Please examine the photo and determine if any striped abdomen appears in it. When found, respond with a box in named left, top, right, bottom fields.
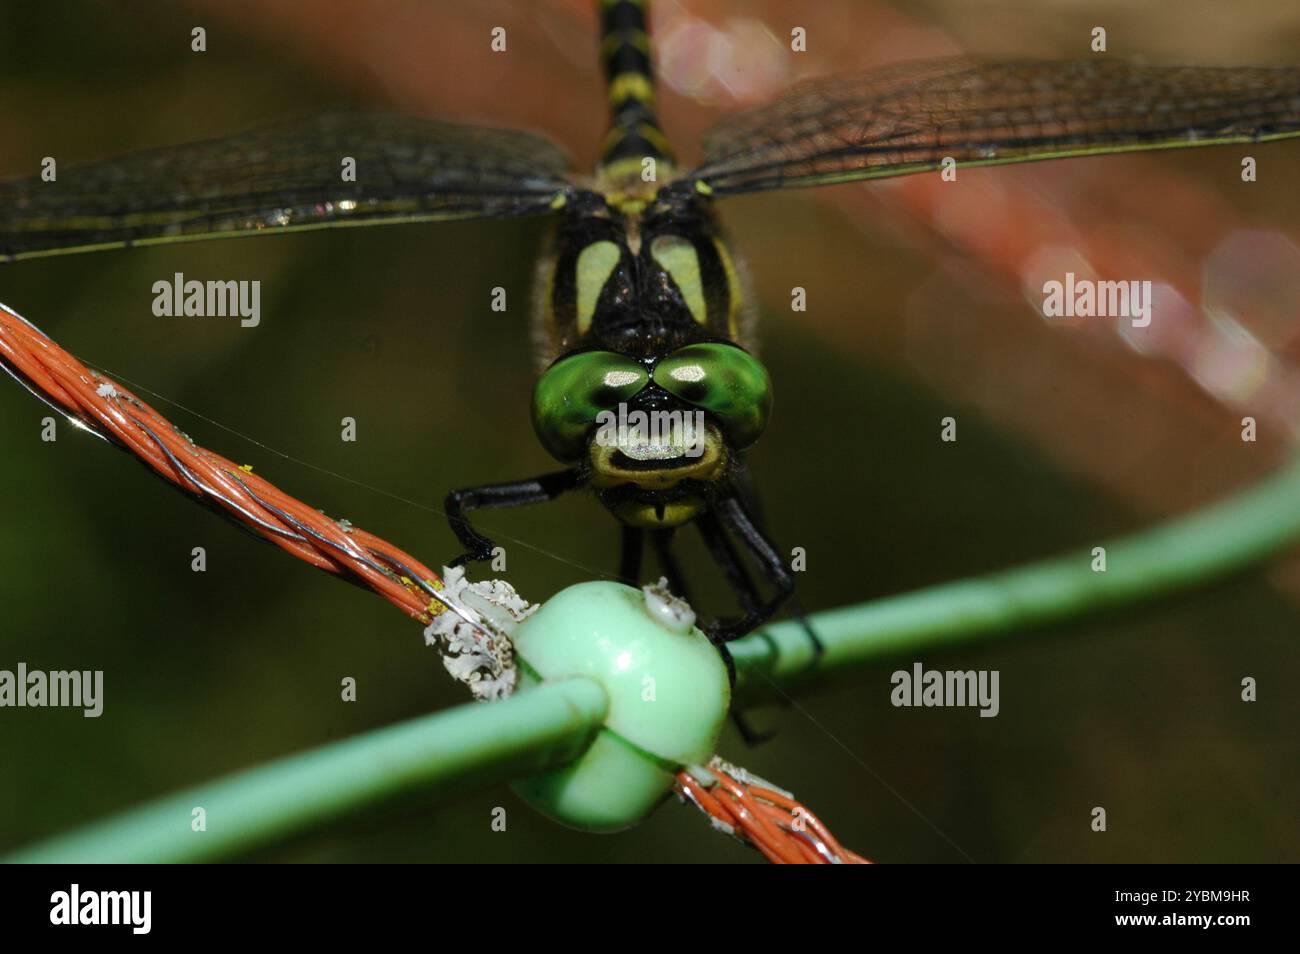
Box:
left=598, top=0, right=674, bottom=171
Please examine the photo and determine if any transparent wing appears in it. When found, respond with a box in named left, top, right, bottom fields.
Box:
left=0, top=112, right=574, bottom=261
left=690, top=58, right=1300, bottom=194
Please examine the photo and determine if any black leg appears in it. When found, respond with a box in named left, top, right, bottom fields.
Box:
left=694, top=511, right=779, bottom=745
left=619, top=525, right=644, bottom=585
left=730, top=462, right=824, bottom=661
left=703, top=495, right=795, bottom=644
left=696, top=509, right=761, bottom=614
left=444, top=468, right=584, bottom=566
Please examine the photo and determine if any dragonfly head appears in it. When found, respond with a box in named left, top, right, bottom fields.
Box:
left=531, top=343, right=772, bottom=527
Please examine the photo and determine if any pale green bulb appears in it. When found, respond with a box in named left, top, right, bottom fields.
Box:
left=510, top=581, right=730, bottom=832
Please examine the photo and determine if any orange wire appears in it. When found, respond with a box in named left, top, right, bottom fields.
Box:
left=675, top=764, right=871, bottom=864
left=0, top=304, right=444, bottom=622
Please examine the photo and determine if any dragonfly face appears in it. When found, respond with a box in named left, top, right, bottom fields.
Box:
left=530, top=183, right=768, bottom=530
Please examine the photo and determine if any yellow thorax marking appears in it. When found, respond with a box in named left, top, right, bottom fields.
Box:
left=575, top=241, right=623, bottom=334
left=713, top=238, right=744, bottom=339
left=651, top=235, right=706, bottom=326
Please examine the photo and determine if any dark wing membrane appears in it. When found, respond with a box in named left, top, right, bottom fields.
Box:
left=690, top=58, right=1300, bottom=194
left=0, top=113, right=573, bottom=261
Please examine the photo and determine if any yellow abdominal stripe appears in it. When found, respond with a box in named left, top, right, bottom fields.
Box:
left=633, top=122, right=673, bottom=156
left=609, top=72, right=655, bottom=106
left=600, top=121, right=673, bottom=160
left=600, top=32, right=650, bottom=58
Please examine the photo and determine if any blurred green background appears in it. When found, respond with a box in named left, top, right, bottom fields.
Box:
left=0, top=0, right=1296, bottom=863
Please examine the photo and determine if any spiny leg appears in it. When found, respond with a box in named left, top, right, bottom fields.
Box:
left=729, top=463, right=826, bottom=664
left=702, top=495, right=795, bottom=644
left=696, top=509, right=779, bottom=745
left=696, top=508, right=762, bottom=615
left=444, top=468, right=584, bottom=566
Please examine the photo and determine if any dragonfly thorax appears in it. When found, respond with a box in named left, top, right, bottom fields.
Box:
left=532, top=187, right=750, bottom=366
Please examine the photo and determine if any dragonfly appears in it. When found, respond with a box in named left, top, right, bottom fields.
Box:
left=2, top=0, right=1299, bottom=685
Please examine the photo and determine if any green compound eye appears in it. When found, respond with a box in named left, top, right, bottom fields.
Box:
left=652, top=343, right=772, bottom=449
left=532, top=351, right=649, bottom=461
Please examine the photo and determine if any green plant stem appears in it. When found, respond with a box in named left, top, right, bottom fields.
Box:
left=5, top=677, right=608, bottom=863
left=731, top=455, right=1300, bottom=701
left=9, top=457, right=1300, bottom=863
